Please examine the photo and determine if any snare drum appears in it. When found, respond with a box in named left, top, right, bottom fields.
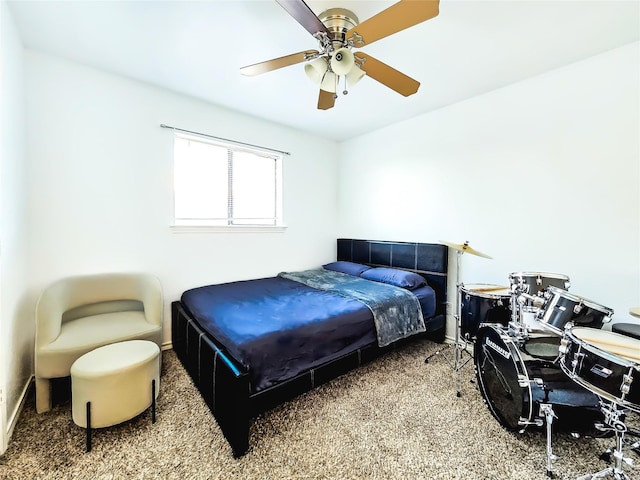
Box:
left=536, top=286, right=613, bottom=336
left=559, top=327, right=640, bottom=413
left=509, top=272, right=570, bottom=312
left=475, top=325, right=603, bottom=432
left=460, top=284, right=511, bottom=340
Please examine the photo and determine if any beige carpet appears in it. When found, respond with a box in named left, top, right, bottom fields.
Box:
left=1, top=340, right=638, bottom=480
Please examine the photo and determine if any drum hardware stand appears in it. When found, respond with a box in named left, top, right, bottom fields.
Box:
left=517, top=380, right=559, bottom=478
left=508, top=286, right=527, bottom=340
left=426, top=241, right=491, bottom=397
left=508, top=290, right=545, bottom=341
left=540, top=403, right=559, bottom=478
left=537, top=383, right=558, bottom=478
left=594, top=419, right=640, bottom=462
left=576, top=401, right=634, bottom=480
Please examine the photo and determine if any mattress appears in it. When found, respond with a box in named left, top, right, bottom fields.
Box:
left=181, top=275, right=436, bottom=392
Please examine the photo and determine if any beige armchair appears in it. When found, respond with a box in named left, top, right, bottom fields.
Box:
left=35, top=273, right=163, bottom=413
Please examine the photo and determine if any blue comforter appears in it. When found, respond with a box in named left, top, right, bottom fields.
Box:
left=279, top=269, right=425, bottom=347
left=181, top=273, right=435, bottom=392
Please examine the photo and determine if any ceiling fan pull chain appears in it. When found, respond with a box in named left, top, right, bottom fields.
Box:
left=343, top=76, right=348, bottom=96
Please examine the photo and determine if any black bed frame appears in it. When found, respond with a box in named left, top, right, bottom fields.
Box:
left=171, top=239, right=448, bottom=457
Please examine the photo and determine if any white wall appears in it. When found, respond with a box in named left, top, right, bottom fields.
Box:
left=338, top=42, right=640, bottom=338
left=0, top=0, right=30, bottom=454
left=25, top=51, right=340, bottom=346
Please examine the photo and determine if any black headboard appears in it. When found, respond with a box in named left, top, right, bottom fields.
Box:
left=337, top=239, right=448, bottom=317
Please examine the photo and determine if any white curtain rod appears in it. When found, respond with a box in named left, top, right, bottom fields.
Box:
left=160, top=124, right=291, bottom=156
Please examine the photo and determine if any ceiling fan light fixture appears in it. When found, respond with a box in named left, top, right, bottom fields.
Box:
left=304, top=57, right=328, bottom=84
left=330, top=47, right=355, bottom=76
left=346, top=65, right=365, bottom=87
left=320, top=70, right=338, bottom=93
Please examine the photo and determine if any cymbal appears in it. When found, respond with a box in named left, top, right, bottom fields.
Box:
left=440, top=240, right=492, bottom=259
left=630, top=307, right=640, bottom=318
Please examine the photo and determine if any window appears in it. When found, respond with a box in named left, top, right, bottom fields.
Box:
left=172, top=133, right=283, bottom=228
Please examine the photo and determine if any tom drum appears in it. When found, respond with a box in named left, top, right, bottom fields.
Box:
left=509, top=272, right=570, bottom=312
left=536, top=286, right=613, bottom=336
left=460, top=284, right=511, bottom=340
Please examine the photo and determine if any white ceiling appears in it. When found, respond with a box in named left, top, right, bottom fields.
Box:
left=8, top=0, right=640, bottom=141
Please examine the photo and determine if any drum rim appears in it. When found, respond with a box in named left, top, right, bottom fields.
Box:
left=536, top=323, right=564, bottom=336
left=508, top=272, right=570, bottom=282
left=566, top=327, right=639, bottom=367
left=460, top=283, right=511, bottom=299
left=475, top=325, right=532, bottom=429
left=544, top=286, right=614, bottom=316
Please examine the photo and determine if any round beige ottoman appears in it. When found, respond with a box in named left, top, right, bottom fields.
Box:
left=71, top=340, right=160, bottom=451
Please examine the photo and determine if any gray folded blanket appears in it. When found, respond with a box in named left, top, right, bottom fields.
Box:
left=279, top=269, right=425, bottom=347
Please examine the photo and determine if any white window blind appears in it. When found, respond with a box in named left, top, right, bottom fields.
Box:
left=173, top=133, right=283, bottom=227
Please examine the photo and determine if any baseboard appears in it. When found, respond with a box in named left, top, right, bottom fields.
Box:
left=5, top=375, right=33, bottom=450
left=3, top=343, right=174, bottom=455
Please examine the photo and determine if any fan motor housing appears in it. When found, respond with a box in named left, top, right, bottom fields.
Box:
left=319, top=8, right=358, bottom=48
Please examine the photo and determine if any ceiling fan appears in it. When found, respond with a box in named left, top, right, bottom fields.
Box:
left=240, top=0, right=440, bottom=110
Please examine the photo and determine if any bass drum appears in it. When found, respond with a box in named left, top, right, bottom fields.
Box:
left=475, top=325, right=603, bottom=433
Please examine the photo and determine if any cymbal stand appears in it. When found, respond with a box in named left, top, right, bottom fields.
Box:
left=576, top=401, right=634, bottom=480
left=425, top=248, right=473, bottom=397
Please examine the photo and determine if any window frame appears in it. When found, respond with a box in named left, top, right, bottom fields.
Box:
left=170, top=132, right=286, bottom=233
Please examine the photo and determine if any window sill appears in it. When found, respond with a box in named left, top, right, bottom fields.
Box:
left=170, top=225, right=288, bottom=234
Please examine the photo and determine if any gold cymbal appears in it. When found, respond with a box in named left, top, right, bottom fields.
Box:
left=440, top=240, right=492, bottom=259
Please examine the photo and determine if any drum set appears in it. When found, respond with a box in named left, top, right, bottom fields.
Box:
left=429, top=241, right=640, bottom=479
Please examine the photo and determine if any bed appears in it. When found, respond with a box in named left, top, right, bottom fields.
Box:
left=171, top=239, right=448, bottom=457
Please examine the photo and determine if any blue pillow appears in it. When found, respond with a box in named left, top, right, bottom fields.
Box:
left=360, top=267, right=426, bottom=290
left=323, top=261, right=372, bottom=276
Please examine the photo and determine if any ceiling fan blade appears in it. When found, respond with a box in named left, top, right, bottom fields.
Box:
left=354, top=52, right=420, bottom=97
left=276, top=0, right=330, bottom=37
left=317, top=89, right=335, bottom=110
left=346, top=0, right=439, bottom=47
left=240, top=50, right=319, bottom=76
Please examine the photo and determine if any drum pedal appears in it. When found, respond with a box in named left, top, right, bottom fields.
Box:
left=578, top=402, right=635, bottom=480
left=599, top=450, right=612, bottom=463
